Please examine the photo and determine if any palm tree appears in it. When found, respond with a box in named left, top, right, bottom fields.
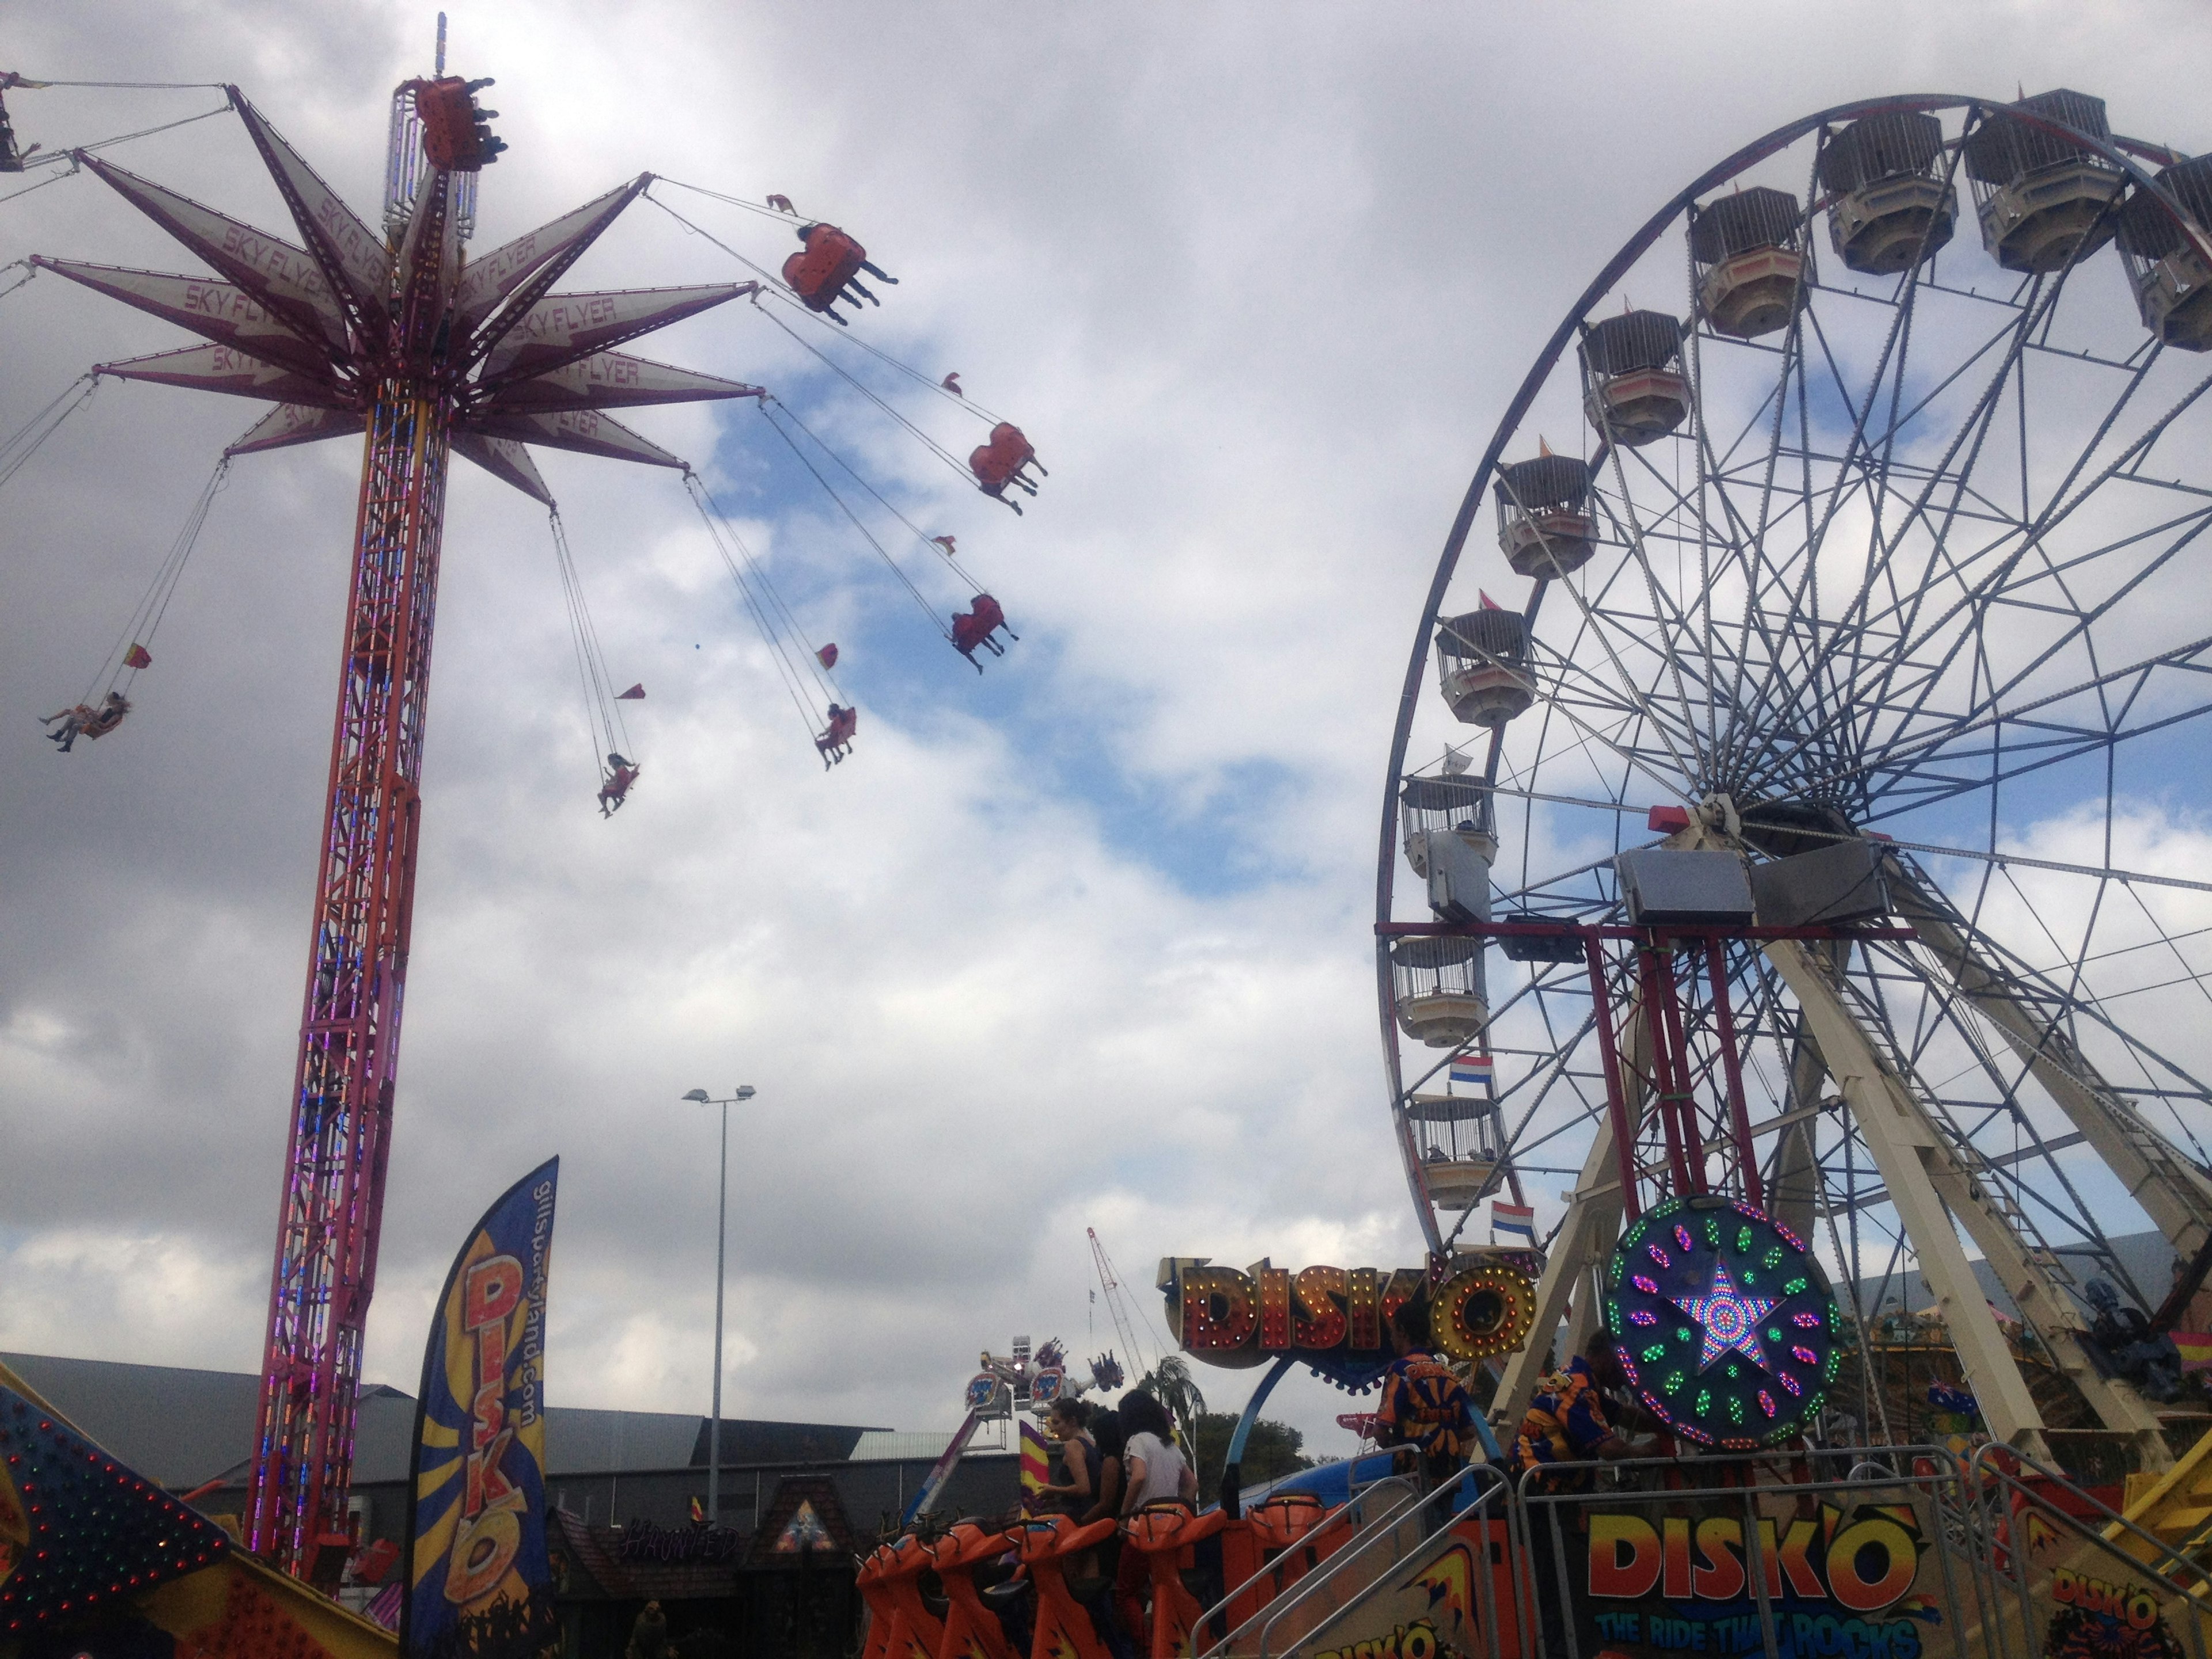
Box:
left=1134, top=1354, right=1207, bottom=1453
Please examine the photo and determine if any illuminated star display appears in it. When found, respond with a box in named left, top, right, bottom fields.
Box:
left=1672, top=1259, right=1778, bottom=1374
left=1604, top=1195, right=1839, bottom=1449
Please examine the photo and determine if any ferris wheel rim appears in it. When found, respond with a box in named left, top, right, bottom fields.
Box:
left=1374, top=91, right=2212, bottom=1255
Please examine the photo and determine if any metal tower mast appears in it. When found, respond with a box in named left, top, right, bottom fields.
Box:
left=36, top=54, right=759, bottom=1574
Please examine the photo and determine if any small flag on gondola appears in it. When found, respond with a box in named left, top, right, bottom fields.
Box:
left=1450, top=1052, right=1494, bottom=1088
left=1478, top=592, right=1502, bottom=611
left=123, top=643, right=153, bottom=669
left=816, top=643, right=839, bottom=669
left=616, top=683, right=645, bottom=700
left=1492, top=1200, right=1536, bottom=1244
left=690, top=1495, right=706, bottom=1522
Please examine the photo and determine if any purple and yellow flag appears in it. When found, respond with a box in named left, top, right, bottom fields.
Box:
left=1019, top=1418, right=1050, bottom=1513
left=402, top=1158, right=559, bottom=1659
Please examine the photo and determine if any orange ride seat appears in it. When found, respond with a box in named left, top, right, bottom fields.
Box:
left=865, top=1532, right=945, bottom=1659
left=922, top=1520, right=1022, bottom=1659
left=968, top=423, right=1036, bottom=495
left=782, top=224, right=869, bottom=312
left=1120, top=1501, right=1230, bottom=1659
left=1012, top=1514, right=1120, bottom=1659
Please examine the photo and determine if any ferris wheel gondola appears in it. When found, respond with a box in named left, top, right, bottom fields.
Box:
left=1378, top=90, right=2212, bottom=1476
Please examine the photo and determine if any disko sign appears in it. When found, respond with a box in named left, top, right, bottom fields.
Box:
left=1573, top=1497, right=1947, bottom=1659
left=1159, top=1255, right=1539, bottom=1383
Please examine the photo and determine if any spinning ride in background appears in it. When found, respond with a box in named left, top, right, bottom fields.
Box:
left=1376, top=90, right=2212, bottom=1475
left=0, top=29, right=1048, bottom=1581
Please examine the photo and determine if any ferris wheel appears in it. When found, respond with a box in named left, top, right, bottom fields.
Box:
left=1376, top=90, right=2212, bottom=1472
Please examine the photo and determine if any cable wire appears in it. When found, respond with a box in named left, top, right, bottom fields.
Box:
left=647, top=183, right=1005, bottom=423
left=10, top=102, right=233, bottom=173
left=81, top=454, right=229, bottom=706
left=764, top=393, right=988, bottom=592
left=748, top=294, right=979, bottom=483
left=5, top=75, right=232, bottom=89
left=0, top=372, right=98, bottom=493
left=756, top=399, right=951, bottom=638
left=547, top=508, right=634, bottom=777
left=682, top=471, right=842, bottom=745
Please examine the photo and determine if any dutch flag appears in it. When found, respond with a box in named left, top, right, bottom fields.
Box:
left=1491, top=1201, right=1536, bottom=1244
left=1450, top=1052, right=1495, bottom=1088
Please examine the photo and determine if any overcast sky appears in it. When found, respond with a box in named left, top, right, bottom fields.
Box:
left=4, top=2, right=2210, bottom=1461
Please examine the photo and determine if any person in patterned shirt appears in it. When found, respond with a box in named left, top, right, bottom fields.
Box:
left=1376, top=1298, right=1476, bottom=1498
left=1512, top=1331, right=1660, bottom=1659
left=1509, top=1329, right=1656, bottom=1493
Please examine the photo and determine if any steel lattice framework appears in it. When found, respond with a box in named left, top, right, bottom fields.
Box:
left=33, top=73, right=762, bottom=1571
left=1378, top=93, right=2212, bottom=1475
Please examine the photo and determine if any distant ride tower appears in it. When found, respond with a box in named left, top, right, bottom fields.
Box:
left=37, top=39, right=758, bottom=1571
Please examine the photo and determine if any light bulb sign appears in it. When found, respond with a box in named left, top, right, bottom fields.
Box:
left=1160, top=1255, right=1538, bottom=1387
left=1602, top=1192, right=1839, bottom=1449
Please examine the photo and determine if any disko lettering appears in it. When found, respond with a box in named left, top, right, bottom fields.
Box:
left=1160, top=1256, right=1537, bottom=1367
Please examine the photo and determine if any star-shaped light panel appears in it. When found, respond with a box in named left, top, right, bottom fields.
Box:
left=1603, top=1194, right=1840, bottom=1449
left=1673, top=1260, right=1779, bottom=1374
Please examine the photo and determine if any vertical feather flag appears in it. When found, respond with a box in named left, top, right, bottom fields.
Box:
left=402, top=1158, right=560, bottom=1658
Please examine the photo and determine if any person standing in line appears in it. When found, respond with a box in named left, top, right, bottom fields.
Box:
left=1113, top=1390, right=1195, bottom=1642
left=1509, top=1329, right=1661, bottom=1659
left=1375, top=1296, right=1479, bottom=1510
left=1039, top=1397, right=1100, bottom=1517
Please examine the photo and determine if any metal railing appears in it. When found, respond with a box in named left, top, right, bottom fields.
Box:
left=1179, top=1442, right=2212, bottom=1659
left=1194, top=1471, right=1434, bottom=1658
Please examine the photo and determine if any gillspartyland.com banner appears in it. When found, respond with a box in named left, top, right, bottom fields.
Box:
left=402, top=1157, right=560, bottom=1659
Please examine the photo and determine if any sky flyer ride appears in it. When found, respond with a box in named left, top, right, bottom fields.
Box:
left=0, top=24, right=1045, bottom=1580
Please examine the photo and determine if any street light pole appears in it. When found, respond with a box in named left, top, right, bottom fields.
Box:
left=681, top=1084, right=755, bottom=1525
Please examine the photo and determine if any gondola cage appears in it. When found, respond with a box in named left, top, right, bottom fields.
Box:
left=1389, top=934, right=1488, bottom=1048
left=1961, top=89, right=2123, bottom=275
left=1494, top=453, right=1597, bottom=579
left=1434, top=608, right=1535, bottom=729
left=1580, top=310, right=1688, bottom=446
left=1404, top=1093, right=1505, bottom=1211
left=2115, top=154, right=2212, bottom=352
left=1399, top=772, right=1495, bottom=880
left=1817, top=111, right=1957, bottom=275
left=1688, top=186, right=1808, bottom=339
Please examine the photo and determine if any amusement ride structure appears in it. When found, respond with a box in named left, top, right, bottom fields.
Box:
left=1, top=26, right=1036, bottom=1581
left=1378, top=90, right=2212, bottom=1475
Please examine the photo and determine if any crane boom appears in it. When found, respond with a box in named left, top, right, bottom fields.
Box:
left=1086, top=1226, right=1154, bottom=1380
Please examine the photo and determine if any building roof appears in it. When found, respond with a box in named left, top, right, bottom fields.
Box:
left=0, top=1351, right=888, bottom=1490
left=0, top=1351, right=267, bottom=1488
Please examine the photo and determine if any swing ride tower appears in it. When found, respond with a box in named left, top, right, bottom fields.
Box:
left=32, top=47, right=765, bottom=1571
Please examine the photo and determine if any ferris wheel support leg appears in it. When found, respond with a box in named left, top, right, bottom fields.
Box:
left=1886, top=864, right=2212, bottom=1260
left=1490, top=1125, right=1628, bottom=1438
left=1767, top=939, right=2172, bottom=1469
left=1491, top=1001, right=1651, bottom=1435
left=1767, top=1010, right=1835, bottom=1248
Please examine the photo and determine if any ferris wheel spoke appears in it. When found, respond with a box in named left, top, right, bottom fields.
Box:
left=1594, top=452, right=1721, bottom=775
left=1868, top=291, right=2192, bottom=756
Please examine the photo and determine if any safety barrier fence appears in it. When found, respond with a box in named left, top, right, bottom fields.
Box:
left=1192, top=1444, right=2212, bottom=1659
